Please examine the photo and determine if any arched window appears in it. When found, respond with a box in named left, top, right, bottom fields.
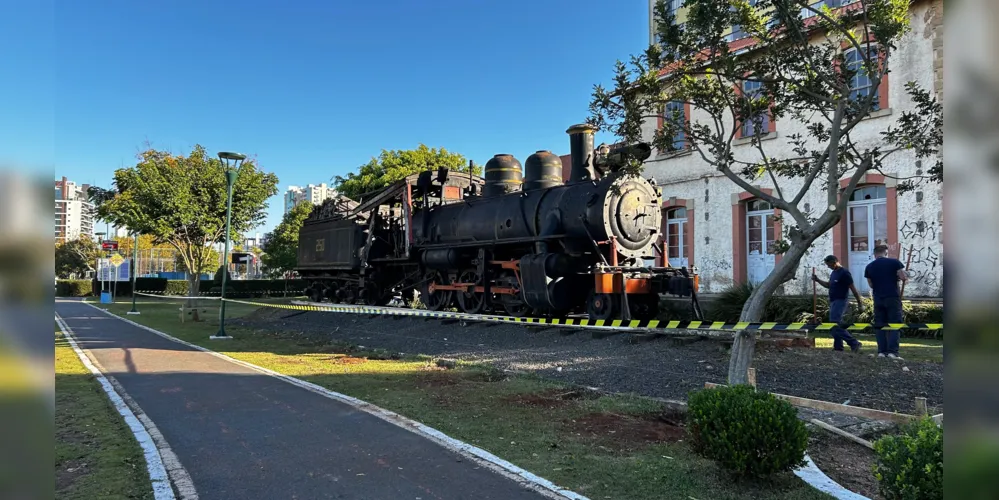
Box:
left=746, top=199, right=772, bottom=212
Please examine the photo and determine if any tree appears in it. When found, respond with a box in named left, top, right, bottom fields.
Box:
left=174, top=245, right=221, bottom=274
left=334, top=144, right=481, bottom=199
left=260, top=201, right=313, bottom=277
left=95, top=145, right=278, bottom=312
left=55, top=236, right=100, bottom=279
left=589, top=0, right=941, bottom=383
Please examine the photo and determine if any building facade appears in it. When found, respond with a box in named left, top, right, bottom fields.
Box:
left=283, top=183, right=338, bottom=214
left=641, top=0, right=944, bottom=297
left=54, top=176, right=95, bottom=243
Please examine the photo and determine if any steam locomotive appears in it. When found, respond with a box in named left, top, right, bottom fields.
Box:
left=296, top=124, right=703, bottom=321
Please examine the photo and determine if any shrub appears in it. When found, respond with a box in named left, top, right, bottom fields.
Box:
left=212, top=265, right=232, bottom=286
left=872, top=417, right=943, bottom=500
left=687, top=384, right=808, bottom=479
left=56, top=279, right=93, bottom=297
left=200, top=279, right=307, bottom=298
left=704, top=282, right=755, bottom=322
left=164, top=280, right=191, bottom=296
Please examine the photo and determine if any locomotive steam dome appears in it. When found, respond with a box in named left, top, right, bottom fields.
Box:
left=523, top=150, right=563, bottom=191
left=601, top=175, right=662, bottom=259
left=483, top=154, right=523, bottom=197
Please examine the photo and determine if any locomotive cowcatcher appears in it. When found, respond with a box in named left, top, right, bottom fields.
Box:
left=296, top=124, right=704, bottom=321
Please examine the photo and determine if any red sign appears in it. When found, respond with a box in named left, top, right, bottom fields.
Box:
left=101, top=240, right=119, bottom=251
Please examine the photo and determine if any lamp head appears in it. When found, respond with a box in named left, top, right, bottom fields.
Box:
left=217, top=152, right=246, bottom=173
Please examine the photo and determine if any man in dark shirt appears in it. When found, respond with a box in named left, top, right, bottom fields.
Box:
left=864, top=245, right=908, bottom=360
left=813, top=255, right=863, bottom=352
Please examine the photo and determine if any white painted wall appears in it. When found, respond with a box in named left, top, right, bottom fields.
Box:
left=641, top=1, right=943, bottom=297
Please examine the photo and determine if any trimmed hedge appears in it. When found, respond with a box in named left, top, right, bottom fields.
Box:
left=55, top=280, right=93, bottom=297
left=60, top=277, right=307, bottom=298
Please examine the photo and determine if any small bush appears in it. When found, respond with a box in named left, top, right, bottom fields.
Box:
left=212, top=266, right=232, bottom=286
left=704, top=282, right=755, bottom=322
left=872, top=417, right=943, bottom=500
left=56, top=279, right=93, bottom=297
left=687, top=384, right=808, bottom=479
left=164, top=280, right=191, bottom=296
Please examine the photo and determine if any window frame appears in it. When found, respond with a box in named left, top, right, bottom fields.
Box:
left=842, top=43, right=887, bottom=111
left=739, top=79, right=770, bottom=138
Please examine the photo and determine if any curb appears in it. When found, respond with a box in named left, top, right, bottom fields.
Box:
left=55, top=314, right=177, bottom=500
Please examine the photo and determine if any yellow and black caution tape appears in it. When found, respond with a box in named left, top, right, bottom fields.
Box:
left=212, top=297, right=942, bottom=332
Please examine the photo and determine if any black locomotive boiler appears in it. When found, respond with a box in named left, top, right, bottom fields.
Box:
left=296, top=124, right=703, bottom=321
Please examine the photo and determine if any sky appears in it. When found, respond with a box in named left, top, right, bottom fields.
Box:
left=2, top=0, right=652, bottom=235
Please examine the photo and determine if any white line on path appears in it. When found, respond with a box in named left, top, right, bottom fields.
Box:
left=56, top=313, right=198, bottom=500
left=80, top=300, right=589, bottom=500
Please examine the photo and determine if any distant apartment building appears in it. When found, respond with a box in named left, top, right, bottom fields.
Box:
left=283, top=183, right=338, bottom=214
left=54, top=176, right=95, bottom=243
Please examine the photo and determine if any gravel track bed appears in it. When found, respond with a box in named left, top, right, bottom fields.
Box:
left=234, top=308, right=943, bottom=415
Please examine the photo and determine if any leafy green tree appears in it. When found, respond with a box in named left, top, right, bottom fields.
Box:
left=95, top=145, right=278, bottom=308
left=589, top=0, right=941, bottom=383
left=174, top=245, right=221, bottom=274
left=55, top=236, right=100, bottom=279
left=334, top=144, right=480, bottom=199
left=260, top=201, right=314, bottom=277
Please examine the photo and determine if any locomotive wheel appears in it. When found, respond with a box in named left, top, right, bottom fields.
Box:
left=421, top=271, right=452, bottom=311
left=456, top=269, right=485, bottom=314
left=325, top=282, right=341, bottom=303
left=362, top=284, right=391, bottom=306
left=341, top=286, right=358, bottom=305
left=586, top=291, right=618, bottom=321
left=626, top=293, right=660, bottom=321
left=309, top=284, right=325, bottom=303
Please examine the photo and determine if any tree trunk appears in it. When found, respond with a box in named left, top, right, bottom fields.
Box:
left=186, top=274, right=200, bottom=321
left=728, top=331, right=756, bottom=385
left=728, top=241, right=812, bottom=385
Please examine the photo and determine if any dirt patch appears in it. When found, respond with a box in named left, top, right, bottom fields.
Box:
left=808, top=433, right=882, bottom=499
left=564, top=411, right=687, bottom=451
left=416, top=371, right=461, bottom=388
left=330, top=356, right=366, bottom=365
left=463, top=368, right=509, bottom=383
left=55, top=458, right=88, bottom=492
left=502, top=388, right=598, bottom=409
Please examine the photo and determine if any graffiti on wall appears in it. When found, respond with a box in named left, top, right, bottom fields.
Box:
left=892, top=218, right=943, bottom=291
left=900, top=220, right=939, bottom=241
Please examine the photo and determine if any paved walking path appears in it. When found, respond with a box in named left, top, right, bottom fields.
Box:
left=55, top=299, right=553, bottom=500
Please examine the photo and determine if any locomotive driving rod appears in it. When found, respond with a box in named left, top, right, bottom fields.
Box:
left=428, top=283, right=517, bottom=295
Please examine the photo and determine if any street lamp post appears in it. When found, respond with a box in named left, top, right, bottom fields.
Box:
left=127, top=231, right=140, bottom=315
left=211, top=151, right=245, bottom=340
left=95, top=231, right=106, bottom=291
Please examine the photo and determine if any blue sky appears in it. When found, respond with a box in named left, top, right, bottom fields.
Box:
left=3, top=0, right=651, bottom=235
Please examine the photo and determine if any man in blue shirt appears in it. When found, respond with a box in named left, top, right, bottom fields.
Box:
left=864, top=245, right=908, bottom=360
left=813, top=255, right=863, bottom=352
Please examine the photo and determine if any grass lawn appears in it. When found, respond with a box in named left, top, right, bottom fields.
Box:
left=811, top=334, right=943, bottom=363
left=54, top=323, right=153, bottom=499
left=88, top=298, right=831, bottom=500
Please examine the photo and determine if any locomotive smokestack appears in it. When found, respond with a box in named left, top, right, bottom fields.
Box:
left=566, top=124, right=598, bottom=183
